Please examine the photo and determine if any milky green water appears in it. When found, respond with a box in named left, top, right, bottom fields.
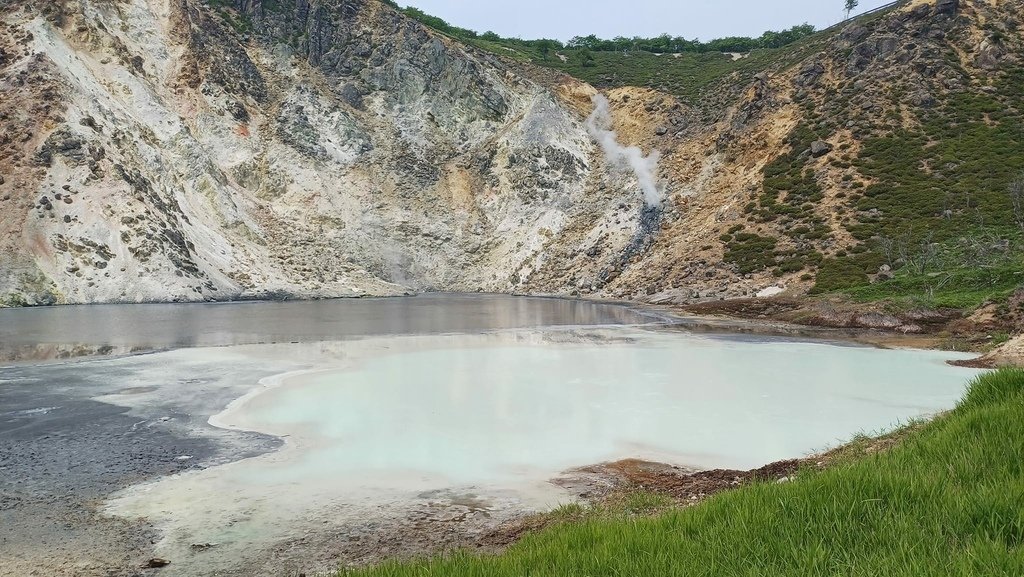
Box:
left=242, top=330, right=982, bottom=485
left=101, top=329, right=983, bottom=574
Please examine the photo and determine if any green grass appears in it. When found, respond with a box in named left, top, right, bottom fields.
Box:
left=544, top=489, right=676, bottom=525
left=380, top=0, right=831, bottom=106
left=450, top=35, right=778, bottom=105
left=342, top=369, right=1024, bottom=577
left=812, top=254, right=879, bottom=293
left=813, top=231, right=1024, bottom=308
left=480, top=37, right=836, bottom=108
left=842, top=262, right=1024, bottom=309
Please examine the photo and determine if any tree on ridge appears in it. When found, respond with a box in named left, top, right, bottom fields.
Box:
left=845, top=0, right=860, bottom=19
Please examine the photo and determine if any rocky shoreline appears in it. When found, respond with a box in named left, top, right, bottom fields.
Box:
left=667, top=293, right=1024, bottom=362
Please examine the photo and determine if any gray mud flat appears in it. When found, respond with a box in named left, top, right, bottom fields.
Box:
left=0, top=355, right=285, bottom=577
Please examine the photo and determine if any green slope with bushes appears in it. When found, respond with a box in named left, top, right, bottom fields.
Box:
left=387, top=0, right=1024, bottom=312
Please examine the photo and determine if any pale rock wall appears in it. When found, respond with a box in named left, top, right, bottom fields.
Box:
left=0, top=0, right=638, bottom=304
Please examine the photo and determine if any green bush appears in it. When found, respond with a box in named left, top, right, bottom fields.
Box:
left=724, top=234, right=779, bottom=274
left=812, top=256, right=872, bottom=293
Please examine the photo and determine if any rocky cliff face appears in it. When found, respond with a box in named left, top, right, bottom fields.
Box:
left=0, top=0, right=1019, bottom=305
left=0, top=0, right=616, bottom=304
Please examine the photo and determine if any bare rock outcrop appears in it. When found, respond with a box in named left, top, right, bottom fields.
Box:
left=0, top=0, right=629, bottom=304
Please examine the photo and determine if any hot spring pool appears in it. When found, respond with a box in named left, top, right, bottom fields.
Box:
left=104, top=327, right=982, bottom=573
left=234, top=329, right=979, bottom=480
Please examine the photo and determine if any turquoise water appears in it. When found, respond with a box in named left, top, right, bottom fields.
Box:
left=243, top=331, right=982, bottom=485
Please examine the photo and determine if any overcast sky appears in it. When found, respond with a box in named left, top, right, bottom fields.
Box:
left=400, top=0, right=894, bottom=42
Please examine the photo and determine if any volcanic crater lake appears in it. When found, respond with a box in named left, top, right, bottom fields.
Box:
left=237, top=333, right=978, bottom=480
left=0, top=294, right=983, bottom=575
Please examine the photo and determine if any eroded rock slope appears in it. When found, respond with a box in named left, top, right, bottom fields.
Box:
left=1, top=0, right=619, bottom=303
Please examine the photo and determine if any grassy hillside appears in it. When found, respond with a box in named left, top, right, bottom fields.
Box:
left=723, top=3, right=1022, bottom=312
left=435, top=4, right=899, bottom=107
left=435, top=31, right=833, bottom=109
left=342, top=369, right=1024, bottom=576
left=383, top=0, right=845, bottom=106
left=743, top=81, right=1024, bottom=309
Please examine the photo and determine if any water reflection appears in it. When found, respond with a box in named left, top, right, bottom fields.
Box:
left=0, top=294, right=654, bottom=362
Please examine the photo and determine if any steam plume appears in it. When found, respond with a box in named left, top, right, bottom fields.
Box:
left=585, top=94, right=663, bottom=207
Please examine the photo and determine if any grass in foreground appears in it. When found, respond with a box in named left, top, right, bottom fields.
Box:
left=342, top=369, right=1024, bottom=576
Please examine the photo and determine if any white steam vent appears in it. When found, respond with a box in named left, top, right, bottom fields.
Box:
left=585, top=94, right=664, bottom=207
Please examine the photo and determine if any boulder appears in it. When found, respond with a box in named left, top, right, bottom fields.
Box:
left=795, top=62, right=825, bottom=87
left=225, top=100, right=249, bottom=122
left=896, top=50, right=916, bottom=65
left=338, top=83, right=364, bottom=109
left=841, top=24, right=870, bottom=44
left=847, top=55, right=873, bottom=74
left=910, top=90, right=936, bottom=108
left=909, top=4, right=933, bottom=20
left=36, top=128, right=88, bottom=166
left=875, top=36, right=900, bottom=56
left=810, top=140, right=833, bottom=158
left=974, top=40, right=1002, bottom=70
left=935, top=0, right=959, bottom=15
left=854, top=42, right=878, bottom=59
left=756, top=286, right=785, bottom=298
left=79, top=115, right=100, bottom=131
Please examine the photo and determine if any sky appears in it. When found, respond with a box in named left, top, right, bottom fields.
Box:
left=400, top=0, right=895, bottom=42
